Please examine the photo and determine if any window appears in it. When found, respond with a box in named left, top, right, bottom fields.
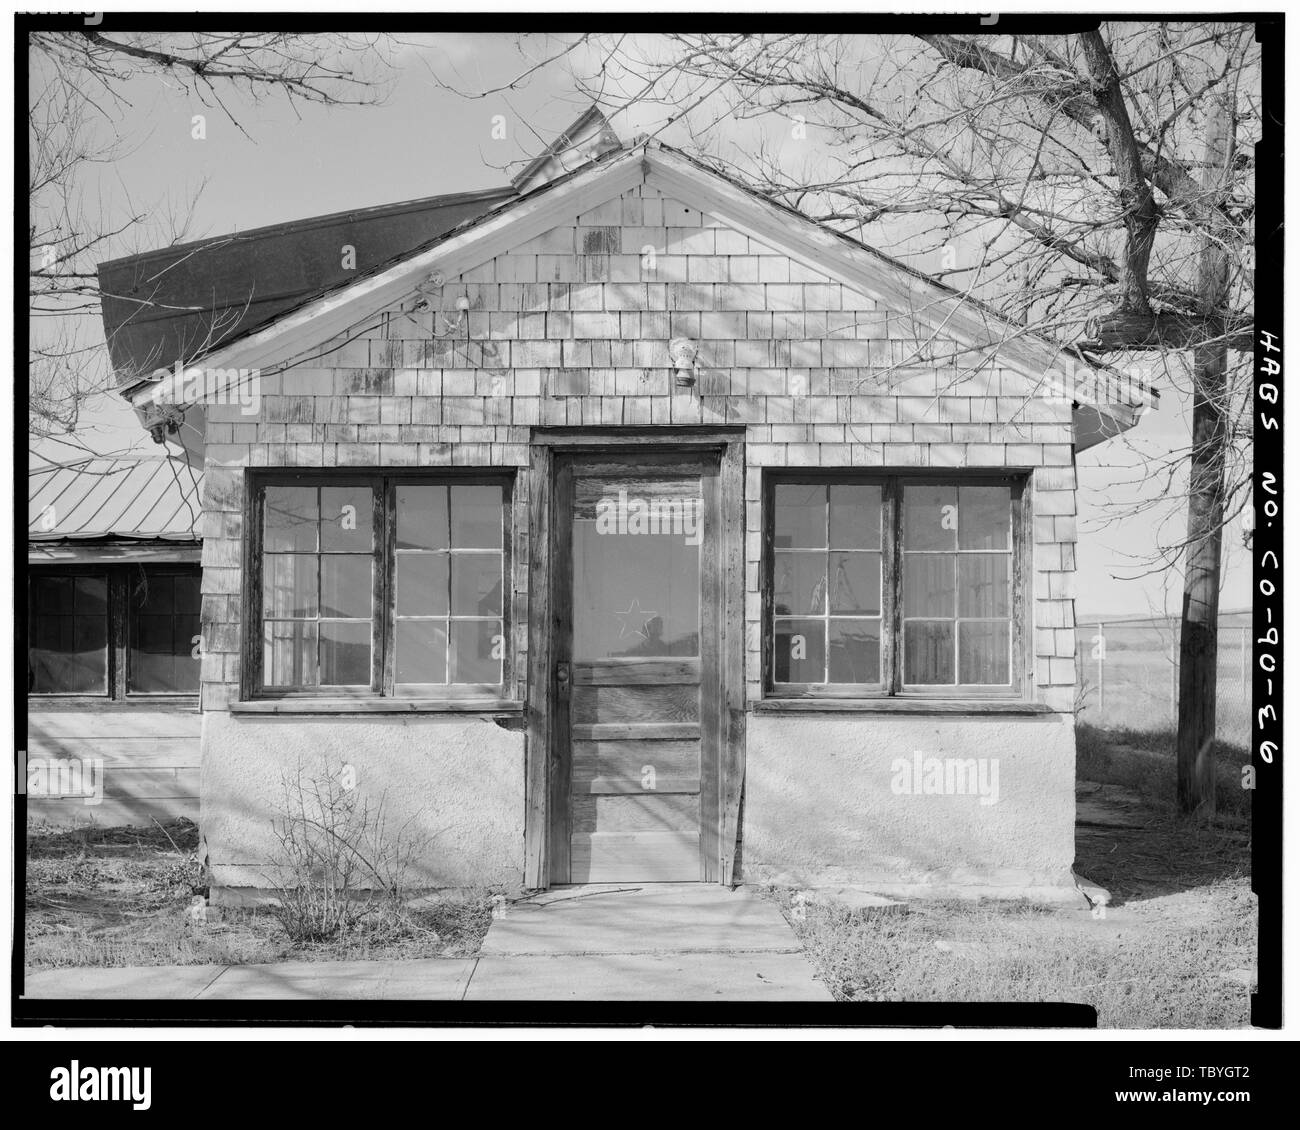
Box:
left=766, top=475, right=1023, bottom=697
left=28, top=567, right=201, bottom=699
left=252, top=473, right=510, bottom=698
left=29, top=574, right=109, bottom=694
left=129, top=571, right=203, bottom=693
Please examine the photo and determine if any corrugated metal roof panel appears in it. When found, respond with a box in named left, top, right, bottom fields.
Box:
left=29, top=458, right=202, bottom=541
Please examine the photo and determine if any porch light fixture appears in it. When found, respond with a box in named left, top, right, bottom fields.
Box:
left=668, top=337, right=700, bottom=390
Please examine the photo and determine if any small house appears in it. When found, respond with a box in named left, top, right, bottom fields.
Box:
left=99, top=110, right=1156, bottom=900
left=27, top=457, right=203, bottom=824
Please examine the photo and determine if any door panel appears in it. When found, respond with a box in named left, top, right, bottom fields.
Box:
left=552, top=453, right=720, bottom=883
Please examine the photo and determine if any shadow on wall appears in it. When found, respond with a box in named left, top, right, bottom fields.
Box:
left=200, top=713, right=526, bottom=892
left=741, top=713, right=1077, bottom=892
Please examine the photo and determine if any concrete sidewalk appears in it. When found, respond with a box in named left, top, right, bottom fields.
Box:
left=22, top=884, right=832, bottom=1002
left=470, top=883, right=831, bottom=999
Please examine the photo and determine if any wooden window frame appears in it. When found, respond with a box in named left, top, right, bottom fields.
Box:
left=27, top=563, right=202, bottom=706
left=763, top=470, right=1031, bottom=702
left=245, top=469, right=514, bottom=702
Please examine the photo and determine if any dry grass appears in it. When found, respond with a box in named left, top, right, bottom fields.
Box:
left=768, top=883, right=1253, bottom=1027
left=25, top=818, right=496, bottom=970
left=765, top=725, right=1255, bottom=1027
left=1075, top=725, right=1252, bottom=822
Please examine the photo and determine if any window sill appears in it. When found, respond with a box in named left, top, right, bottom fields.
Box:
left=229, top=698, right=525, bottom=716
left=751, top=698, right=1057, bottom=716
left=28, top=696, right=200, bottom=712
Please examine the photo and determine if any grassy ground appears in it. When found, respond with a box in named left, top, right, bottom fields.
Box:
left=767, top=725, right=1254, bottom=1028
left=25, top=819, right=496, bottom=970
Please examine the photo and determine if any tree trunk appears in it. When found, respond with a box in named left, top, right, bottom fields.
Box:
left=1176, top=93, right=1234, bottom=816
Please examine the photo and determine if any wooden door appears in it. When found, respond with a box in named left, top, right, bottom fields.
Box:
left=550, top=451, right=721, bottom=883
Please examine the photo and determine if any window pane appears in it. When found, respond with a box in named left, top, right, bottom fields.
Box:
left=74, top=576, right=108, bottom=615
left=30, top=624, right=107, bottom=694
left=958, top=555, right=1010, bottom=618
left=903, top=484, right=957, bottom=551
left=130, top=594, right=201, bottom=695
left=829, top=620, right=880, bottom=683
left=904, top=621, right=955, bottom=684
left=132, top=655, right=197, bottom=694
left=958, top=486, right=1011, bottom=551
left=774, top=484, right=826, bottom=548
left=773, top=619, right=825, bottom=683
left=28, top=575, right=109, bottom=694
left=773, top=552, right=827, bottom=615
left=173, top=574, right=202, bottom=615
left=829, top=484, right=881, bottom=549
left=263, top=554, right=318, bottom=618
left=43, top=647, right=106, bottom=694
left=829, top=552, right=881, bottom=615
left=451, top=555, right=503, bottom=616
left=396, top=619, right=447, bottom=684
left=321, top=486, right=374, bottom=552
left=320, top=555, right=371, bottom=619
left=264, top=621, right=317, bottom=687
left=396, top=554, right=449, bottom=617
left=31, top=615, right=64, bottom=652
left=572, top=476, right=701, bottom=659
left=134, top=613, right=172, bottom=653
left=320, top=621, right=371, bottom=685
left=959, top=621, right=1011, bottom=684
left=904, top=554, right=955, bottom=617
left=33, top=575, right=73, bottom=615
left=450, top=484, right=503, bottom=548
left=265, top=486, right=318, bottom=552
left=396, top=485, right=449, bottom=551
left=130, top=574, right=173, bottom=616
left=450, top=619, right=502, bottom=682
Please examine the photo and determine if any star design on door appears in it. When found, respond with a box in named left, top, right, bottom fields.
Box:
left=614, top=598, right=658, bottom=640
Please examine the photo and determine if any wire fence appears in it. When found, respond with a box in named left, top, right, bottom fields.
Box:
left=1075, top=612, right=1251, bottom=747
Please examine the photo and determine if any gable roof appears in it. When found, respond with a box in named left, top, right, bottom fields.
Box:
left=99, top=185, right=515, bottom=381
left=115, top=138, right=1157, bottom=442
left=29, top=457, right=202, bottom=543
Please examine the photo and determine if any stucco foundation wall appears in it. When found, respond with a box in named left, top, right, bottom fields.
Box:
left=742, top=713, right=1076, bottom=898
left=201, top=712, right=524, bottom=891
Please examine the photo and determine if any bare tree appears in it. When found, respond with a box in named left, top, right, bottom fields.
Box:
left=28, top=30, right=398, bottom=447
left=448, top=26, right=1258, bottom=812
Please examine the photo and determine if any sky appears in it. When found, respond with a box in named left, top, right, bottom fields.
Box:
left=29, top=31, right=1252, bottom=618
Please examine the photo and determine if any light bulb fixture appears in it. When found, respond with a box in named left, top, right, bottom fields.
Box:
left=668, top=337, right=700, bottom=389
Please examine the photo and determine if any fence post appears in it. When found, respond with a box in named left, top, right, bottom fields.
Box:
left=1097, top=621, right=1105, bottom=715
left=1241, top=625, right=1248, bottom=698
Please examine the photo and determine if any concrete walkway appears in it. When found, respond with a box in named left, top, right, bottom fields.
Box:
left=22, top=884, right=832, bottom=1002
left=470, top=883, right=831, bottom=999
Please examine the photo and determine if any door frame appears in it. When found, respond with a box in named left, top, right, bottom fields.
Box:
left=524, top=428, right=746, bottom=889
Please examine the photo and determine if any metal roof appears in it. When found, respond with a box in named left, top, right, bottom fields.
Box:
left=98, top=185, right=516, bottom=381
left=29, top=457, right=202, bottom=542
